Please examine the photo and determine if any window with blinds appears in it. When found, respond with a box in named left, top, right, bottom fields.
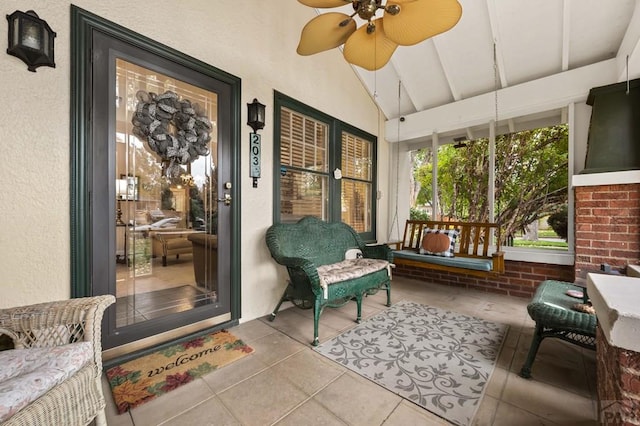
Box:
left=279, top=107, right=329, bottom=222
left=274, top=92, right=377, bottom=240
left=341, top=132, right=372, bottom=233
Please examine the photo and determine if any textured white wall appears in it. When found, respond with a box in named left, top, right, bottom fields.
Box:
left=0, top=0, right=387, bottom=318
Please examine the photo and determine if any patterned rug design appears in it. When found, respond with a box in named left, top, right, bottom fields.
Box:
left=106, top=330, right=253, bottom=413
left=315, top=301, right=507, bottom=426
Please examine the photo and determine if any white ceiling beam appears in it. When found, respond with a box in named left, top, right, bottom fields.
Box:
left=432, top=38, right=461, bottom=100
left=561, top=0, right=571, bottom=71
left=486, top=0, right=508, bottom=88
left=616, top=0, right=640, bottom=81
left=385, top=59, right=618, bottom=142
left=507, top=119, right=515, bottom=133
left=466, top=128, right=475, bottom=140
left=387, top=59, right=419, bottom=113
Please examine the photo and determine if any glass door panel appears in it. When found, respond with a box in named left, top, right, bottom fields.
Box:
left=114, top=59, right=221, bottom=328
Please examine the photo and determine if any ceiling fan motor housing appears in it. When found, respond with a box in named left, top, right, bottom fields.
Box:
left=355, top=0, right=383, bottom=21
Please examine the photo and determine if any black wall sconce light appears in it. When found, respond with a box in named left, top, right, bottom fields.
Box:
left=247, top=98, right=266, bottom=188
left=6, top=10, right=56, bottom=72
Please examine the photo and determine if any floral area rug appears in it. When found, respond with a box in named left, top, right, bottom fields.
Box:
left=314, top=301, right=507, bottom=426
left=106, top=330, right=253, bottom=413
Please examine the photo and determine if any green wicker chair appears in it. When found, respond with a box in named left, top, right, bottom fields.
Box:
left=0, top=295, right=115, bottom=425
left=266, top=216, right=393, bottom=345
left=519, top=280, right=596, bottom=378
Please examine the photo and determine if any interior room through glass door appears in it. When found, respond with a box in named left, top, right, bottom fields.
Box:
left=113, top=58, right=225, bottom=332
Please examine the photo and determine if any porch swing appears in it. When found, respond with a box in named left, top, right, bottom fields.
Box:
left=389, top=43, right=505, bottom=278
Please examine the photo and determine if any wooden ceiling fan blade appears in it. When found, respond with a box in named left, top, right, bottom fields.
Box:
left=384, top=0, right=462, bottom=46
left=297, top=12, right=357, bottom=55
left=298, top=0, right=351, bottom=7
left=343, top=20, right=398, bottom=71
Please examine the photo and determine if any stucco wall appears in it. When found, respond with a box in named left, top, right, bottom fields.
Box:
left=0, top=0, right=390, bottom=320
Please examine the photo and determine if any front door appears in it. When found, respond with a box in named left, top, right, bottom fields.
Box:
left=71, top=8, right=240, bottom=352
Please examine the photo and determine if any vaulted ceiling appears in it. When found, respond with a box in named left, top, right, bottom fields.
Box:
left=303, top=0, right=639, bottom=145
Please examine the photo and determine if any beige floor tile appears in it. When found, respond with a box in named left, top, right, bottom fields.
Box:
left=270, top=349, right=345, bottom=395
left=261, top=306, right=341, bottom=346
left=102, top=376, right=135, bottom=426
left=492, top=401, right=559, bottom=426
left=501, top=373, right=596, bottom=424
left=106, top=277, right=598, bottom=426
left=217, top=368, right=309, bottom=426
left=495, top=342, right=516, bottom=370
left=485, top=367, right=509, bottom=399
left=510, top=338, right=594, bottom=397
left=274, top=399, right=347, bottom=426
left=501, top=324, right=524, bottom=349
left=129, top=378, right=215, bottom=426
left=383, top=400, right=451, bottom=425
left=313, top=372, right=402, bottom=426
left=472, top=395, right=499, bottom=426
left=229, top=318, right=278, bottom=343
left=582, top=349, right=598, bottom=399
left=246, top=328, right=307, bottom=366
left=201, top=350, right=269, bottom=393
left=159, top=395, right=240, bottom=426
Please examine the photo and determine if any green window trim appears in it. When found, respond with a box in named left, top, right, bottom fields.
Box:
left=273, top=91, right=378, bottom=242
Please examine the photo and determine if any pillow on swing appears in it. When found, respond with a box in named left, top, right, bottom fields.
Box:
left=420, top=228, right=458, bottom=257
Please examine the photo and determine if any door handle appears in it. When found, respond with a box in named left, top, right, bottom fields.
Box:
left=217, top=193, right=232, bottom=206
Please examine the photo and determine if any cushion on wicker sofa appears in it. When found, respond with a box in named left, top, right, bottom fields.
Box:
left=0, top=342, right=93, bottom=422
left=317, top=258, right=391, bottom=298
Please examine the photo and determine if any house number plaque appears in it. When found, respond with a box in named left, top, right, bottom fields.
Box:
left=250, top=132, right=261, bottom=187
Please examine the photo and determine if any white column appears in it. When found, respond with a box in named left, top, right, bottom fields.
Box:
left=567, top=102, right=575, bottom=254
left=431, top=132, right=439, bottom=220
left=489, top=120, right=496, bottom=223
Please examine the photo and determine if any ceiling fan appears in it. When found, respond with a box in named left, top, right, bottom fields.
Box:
left=296, top=0, right=462, bottom=71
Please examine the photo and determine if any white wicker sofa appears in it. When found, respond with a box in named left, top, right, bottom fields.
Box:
left=0, top=295, right=115, bottom=426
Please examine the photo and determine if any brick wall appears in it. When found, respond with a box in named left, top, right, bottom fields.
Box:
left=393, top=260, right=574, bottom=298
left=596, top=326, right=640, bottom=425
left=574, top=183, right=640, bottom=284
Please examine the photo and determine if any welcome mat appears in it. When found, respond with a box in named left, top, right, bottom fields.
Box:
left=106, top=330, right=253, bottom=413
left=315, top=301, right=507, bottom=426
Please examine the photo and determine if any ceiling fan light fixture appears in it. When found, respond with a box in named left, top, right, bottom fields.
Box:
left=453, top=136, right=468, bottom=149
left=385, top=4, right=400, bottom=15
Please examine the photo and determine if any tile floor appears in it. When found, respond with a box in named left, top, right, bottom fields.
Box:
left=103, top=276, right=598, bottom=425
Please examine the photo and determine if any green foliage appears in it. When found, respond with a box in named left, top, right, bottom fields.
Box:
left=547, top=205, right=569, bottom=241
left=189, top=186, right=205, bottom=225
left=412, top=125, right=569, bottom=241
left=513, top=240, right=568, bottom=249
left=410, top=207, right=430, bottom=220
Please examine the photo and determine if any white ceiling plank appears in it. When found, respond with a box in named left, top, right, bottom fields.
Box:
left=485, top=0, right=508, bottom=88
left=562, top=0, right=571, bottom=71
left=432, top=38, right=461, bottom=101
left=617, top=0, right=640, bottom=80
left=385, top=59, right=618, bottom=142
left=306, top=0, right=637, bottom=130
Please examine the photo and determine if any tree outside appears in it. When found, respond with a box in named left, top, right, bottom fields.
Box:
left=412, top=124, right=568, bottom=248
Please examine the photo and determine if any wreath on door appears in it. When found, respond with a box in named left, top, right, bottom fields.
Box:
left=131, top=90, right=212, bottom=177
